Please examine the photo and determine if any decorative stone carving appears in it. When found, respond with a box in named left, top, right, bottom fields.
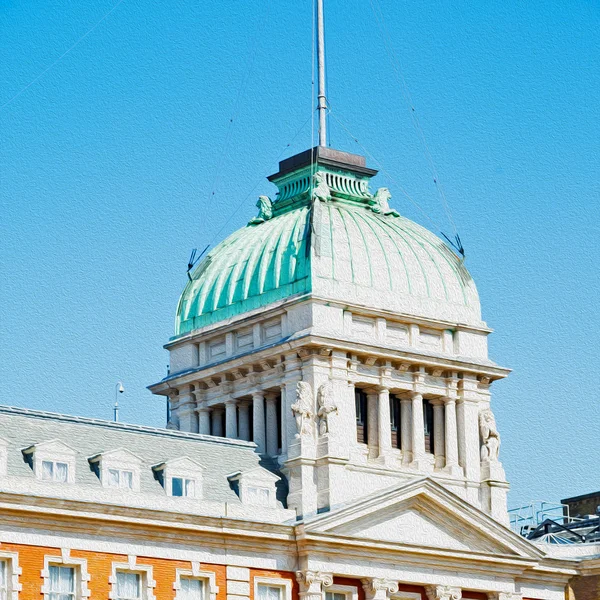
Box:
left=291, top=382, right=314, bottom=437
left=317, top=382, right=337, bottom=435
left=296, top=571, right=333, bottom=600
left=479, top=408, right=501, bottom=461
left=487, top=594, right=523, bottom=600
left=362, top=578, right=399, bottom=600
left=312, top=171, right=331, bottom=202
left=369, top=188, right=400, bottom=217
left=425, top=586, right=462, bottom=600
left=248, top=195, right=273, bottom=225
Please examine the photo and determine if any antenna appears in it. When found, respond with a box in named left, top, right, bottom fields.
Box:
left=316, top=0, right=327, bottom=147
left=187, top=244, right=210, bottom=281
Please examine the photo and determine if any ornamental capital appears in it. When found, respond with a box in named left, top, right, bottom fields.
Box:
left=362, top=578, right=399, bottom=600
left=425, top=586, right=461, bottom=600
left=295, top=571, right=333, bottom=593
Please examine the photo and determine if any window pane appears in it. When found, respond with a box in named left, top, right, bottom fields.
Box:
left=257, top=585, right=269, bottom=600
left=180, top=578, right=204, bottom=599
left=116, top=572, right=140, bottom=599
left=108, top=469, right=120, bottom=487
left=121, top=471, right=133, bottom=489
left=172, top=477, right=183, bottom=497
left=184, top=479, right=195, bottom=497
left=268, top=586, right=281, bottom=600
left=55, top=463, right=69, bottom=482
left=0, top=561, right=6, bottom=588
left=42, top=461, right=54, bottom=480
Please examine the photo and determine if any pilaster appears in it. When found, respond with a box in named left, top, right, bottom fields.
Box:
left=296, top=571, right=333, bottom=600
left=425, top=586, right=462, bottom=600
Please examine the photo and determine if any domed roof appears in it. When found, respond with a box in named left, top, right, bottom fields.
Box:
left=175, top=149, right=482, bottom=337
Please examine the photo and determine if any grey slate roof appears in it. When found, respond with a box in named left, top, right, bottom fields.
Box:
left=0, top=405, right=268, bottom=505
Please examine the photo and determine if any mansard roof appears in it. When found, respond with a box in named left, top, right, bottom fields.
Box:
left=0, top=405, right=284, bottom=511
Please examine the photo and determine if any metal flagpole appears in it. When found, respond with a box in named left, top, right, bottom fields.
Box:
left=316, top=0, right=327, bottom=147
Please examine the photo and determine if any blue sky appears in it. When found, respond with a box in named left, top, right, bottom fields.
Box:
left=1, top=1, right=598, bottom=508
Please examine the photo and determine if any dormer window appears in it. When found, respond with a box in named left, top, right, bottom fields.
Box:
left=152, top=457, right=204, bottom=499
left=42, top=460, right=69, bottom=483
left=22, top=439, right=77, bottom=484
left=88, top=448, right=142, bottom=492
left=228, top=467, right=280, bottom=508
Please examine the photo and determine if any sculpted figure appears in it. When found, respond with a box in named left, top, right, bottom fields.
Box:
left=479, top=408, right=501, bottom=461
left=369, top=187, right=399, bottom=216
left=291, top=381, right=314, bottom=437
left=317, top=382, right=337, bottom=435
left=248, top=195, right=273, bottom=225
left=312, top=171, right=331, bottom=202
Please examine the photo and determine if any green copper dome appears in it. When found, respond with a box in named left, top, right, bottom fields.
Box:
left=175, top=148, right=481, bottom=337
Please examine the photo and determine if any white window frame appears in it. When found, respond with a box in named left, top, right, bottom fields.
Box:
left=228, top=468, right=279, bottom=509
left=22, top=440, right=77, bottom=484
left=88, top=449, right=142, bottom=492
left=0, top=550, right=22, bottom=600
left=325, top=585, right=359, bottom=600
left=41, top=550, right=90, bottom=600
left=173, top=563, right=218, bottom=600
left=171, top=476, right=195, bottom=498
left=109, top=557, right=155, bottom=600
left=254, top=577, right=292, bottom=600
left=152, top=458, right=204, bottom=499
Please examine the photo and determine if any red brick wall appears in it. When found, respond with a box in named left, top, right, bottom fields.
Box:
left=0, top=542, right=293, bottom=600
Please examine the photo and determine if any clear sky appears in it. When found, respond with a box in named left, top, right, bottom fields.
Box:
left=1, top=1, right=598, bottom=508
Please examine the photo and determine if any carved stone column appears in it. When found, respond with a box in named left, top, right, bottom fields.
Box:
left=425, top=586, right=462, bottom=600
left=211, top=407, right=224, bottom=437
left=224, top=398, right=238, bottom=439
left=400, top=398, right=412, bottom=464
left=410, top=392, right=426, bottom=469
left=430, top=399, right=445, bottom=469
left=366, top=391, right=379, bottom=459
left=265, top=393, right=279, bottom=456
left=238, top=401, right=251, bottom=441
left=443, top=396, right=462, bottom=475
left=177, top=385, right=197, bottom=433
left=296, top=571, right=333, bottom=600
left=377, top=387, right=392, bottom=459
left=362, top=579, right=399, bottom=600
left=197, top=406, right=211, bottom=435
left=252, top=392, right=266, bottom=454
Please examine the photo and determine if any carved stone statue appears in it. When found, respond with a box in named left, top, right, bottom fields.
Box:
left=479, top=408, right=501, bottom=461
left=291, top=381, right=314, bottom=437
left=317, top=382, right=337, bottom=435
left=248, top=195, right=273, bottom=225
left=312, top=171, right=331, bottom=202
left=369, top=187, right=399, bottom=216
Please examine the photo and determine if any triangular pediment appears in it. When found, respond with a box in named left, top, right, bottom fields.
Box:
left=303, top=478, right=543, bottom=559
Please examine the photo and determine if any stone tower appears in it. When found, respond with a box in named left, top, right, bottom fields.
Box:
left=149, top=146, right=510, bottom=522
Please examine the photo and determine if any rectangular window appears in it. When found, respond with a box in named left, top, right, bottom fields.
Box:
left=108, top=469, right=134, bottom=489
left=116, top=571, right=141, bottom=600
left=179, top=578, right=204, bottom=600
left=48, top=565, right=75, bottom=600
left=326, top=593, right=347, bottom=600
left=423, top=399, right=434, bottom=454
left=257, top=585, right=282, bottom=600
left=172, top=477, right=195, bottom=497
left=246, top=486, right=270, bottom=506
left=355, top=389, right=368, bottom=444
left=42, top=461, right=69, bottom=482
left=389, top=396, right=401, bottom=449
left=0, top=561, right=7, bottom=600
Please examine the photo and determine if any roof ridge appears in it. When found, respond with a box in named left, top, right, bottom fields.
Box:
left=0, top=405, right=256, bottom=449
